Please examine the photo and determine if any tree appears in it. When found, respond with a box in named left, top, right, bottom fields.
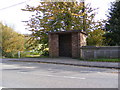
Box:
left=105, top=1, right=120, bottom=45
left=22, top=1, right=108, bottom=50
left=87, top=29, right=106, bottom=46
left=22, top=1, right=99, bottom=49
left=24, top=34, right=38, bottom=50
left=0, top=23, right=25, bottom=57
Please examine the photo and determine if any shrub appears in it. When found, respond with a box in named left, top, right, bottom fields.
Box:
left=41, top=49, right=49, bottom=56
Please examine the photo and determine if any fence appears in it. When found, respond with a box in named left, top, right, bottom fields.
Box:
left=80, top=46, right=120, bottom=59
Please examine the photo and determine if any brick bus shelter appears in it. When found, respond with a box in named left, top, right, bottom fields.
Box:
left=48, top=30, right=87, bottom=58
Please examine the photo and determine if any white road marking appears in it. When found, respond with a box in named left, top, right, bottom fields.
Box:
left=80, top=71, right=93, bottom=73
left=18, top=72, right=86, bottom=80
left=0, top=86, right=5, bottom=89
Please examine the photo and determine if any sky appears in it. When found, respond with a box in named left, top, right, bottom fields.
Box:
left=0, top=0, right=115, bottom=34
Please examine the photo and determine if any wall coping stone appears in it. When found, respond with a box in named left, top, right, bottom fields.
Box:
left=80, top=46, right=120, bottom=49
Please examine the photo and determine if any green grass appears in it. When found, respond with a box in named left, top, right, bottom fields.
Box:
left=80, top=58, right=120, bottom=62
left=25, top=55, right=40, bottom=57
left=25, top=55, right=49, bottom=58
left=2, top=55, right=49, bottom=58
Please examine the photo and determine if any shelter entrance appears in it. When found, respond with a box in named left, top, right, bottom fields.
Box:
left=59, top=34, right=72, bottom=57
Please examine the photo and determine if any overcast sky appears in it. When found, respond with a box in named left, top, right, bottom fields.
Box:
left=0, top=0, right=115, bottom=34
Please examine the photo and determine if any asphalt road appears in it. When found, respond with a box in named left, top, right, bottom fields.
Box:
left=1, top=59, right=118, bottom=88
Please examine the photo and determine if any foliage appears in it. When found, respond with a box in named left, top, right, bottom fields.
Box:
left=22, top=2, right=101, bottom=49
left=41, top=48, right=49, bottom=56
left=24, top=34, right=38, bottom=50
left=87, top=29, right=106, bottom=46
left=105, top=1, right=120, bottom=45
left=0, top=23, right=25, bottom=58
left=28, top=44, right=49, bottom=56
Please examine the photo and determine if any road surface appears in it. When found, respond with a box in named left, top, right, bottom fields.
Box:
left=1, top=59, right=118, bottom=88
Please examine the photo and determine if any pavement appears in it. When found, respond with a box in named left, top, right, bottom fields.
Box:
left=3, top=57, right=119, bottom=69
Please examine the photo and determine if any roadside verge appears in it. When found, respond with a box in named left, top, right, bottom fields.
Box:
left=3, top=58, right=119, bottom=69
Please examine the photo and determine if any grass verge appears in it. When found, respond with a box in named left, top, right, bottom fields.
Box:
left=80, top=58, right=120, bottom=62
left=25, top=55, right=49, bottom=58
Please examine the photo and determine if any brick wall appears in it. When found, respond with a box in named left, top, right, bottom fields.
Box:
left=49, top=34, right=59, bottom=57
left=79, top=33, right=87, bottom=46
left=72, top=33, right=79, bottom=58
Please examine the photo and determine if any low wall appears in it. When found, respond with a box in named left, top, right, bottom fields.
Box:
left=80, top=46, right=120, bottom=59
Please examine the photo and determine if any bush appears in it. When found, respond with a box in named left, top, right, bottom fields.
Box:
left=18, top=52, right=27, bottom=58
left=4, top=52, right=13, bottom=58
left=29, top=51, right=40, bottom=55
left=41, top=49, right=49, bottom=56
left=2, top=50, right=16, bottom=58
